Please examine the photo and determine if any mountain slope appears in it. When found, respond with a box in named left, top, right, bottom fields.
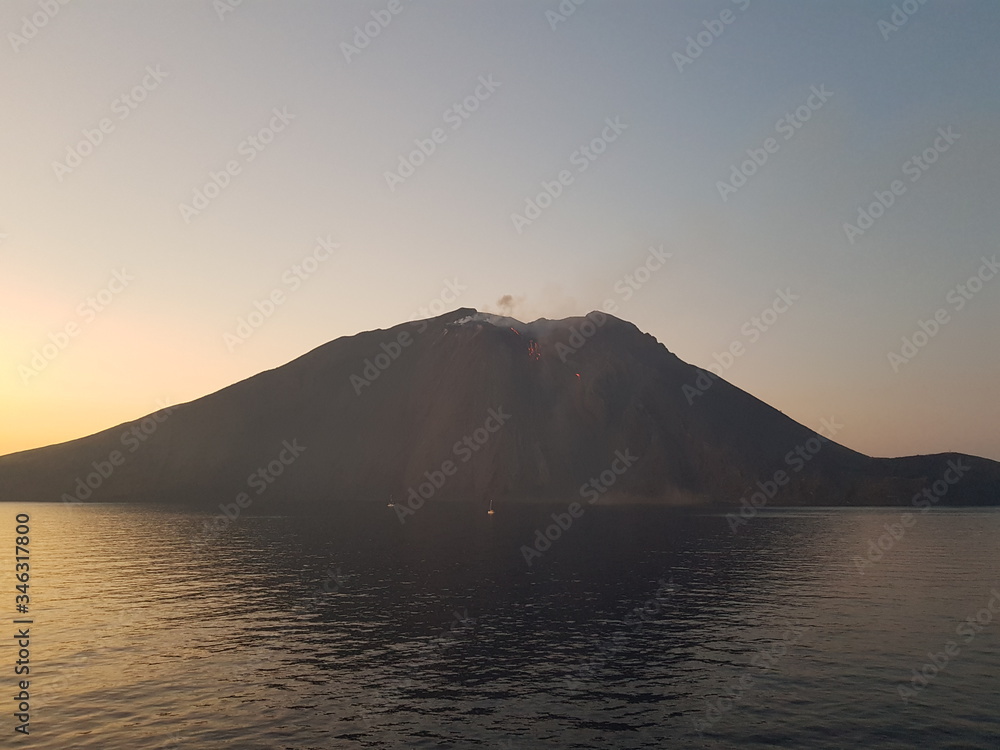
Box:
left=1, top=308, right=997, bottom=508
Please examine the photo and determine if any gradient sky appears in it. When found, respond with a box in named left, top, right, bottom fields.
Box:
left=2, top=0, right=998, bottom=461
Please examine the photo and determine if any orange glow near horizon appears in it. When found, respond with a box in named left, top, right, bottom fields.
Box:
left=2, top=304, right=998, bottom=463
left=2, top=2, right=998, bottom=463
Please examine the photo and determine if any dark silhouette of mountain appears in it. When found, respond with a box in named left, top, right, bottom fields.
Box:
left=1, top=308, right=997, bottom=509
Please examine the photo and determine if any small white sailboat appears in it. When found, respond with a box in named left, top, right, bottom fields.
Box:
left=387, top=494, right=394, bottom=508
left=487, top=497, right=495, bottom=516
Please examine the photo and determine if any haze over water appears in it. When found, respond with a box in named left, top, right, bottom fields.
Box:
left=21, top=502, right=1000, bottom=749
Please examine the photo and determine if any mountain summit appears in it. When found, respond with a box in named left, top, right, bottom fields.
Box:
left=2, top=308, right=998, bottom=509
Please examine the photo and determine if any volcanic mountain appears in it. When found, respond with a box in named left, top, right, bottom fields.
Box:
left=1, top=308, right=998, bottom=509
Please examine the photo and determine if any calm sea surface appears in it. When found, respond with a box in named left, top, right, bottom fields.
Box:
left=10, top=502, right=1000, bottom=749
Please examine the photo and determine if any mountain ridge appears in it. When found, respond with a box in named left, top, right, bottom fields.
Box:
left=2, top=307, right=998, bottom=509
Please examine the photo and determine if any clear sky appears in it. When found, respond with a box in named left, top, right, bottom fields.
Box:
left=2, top=0, right=998, bottom=461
